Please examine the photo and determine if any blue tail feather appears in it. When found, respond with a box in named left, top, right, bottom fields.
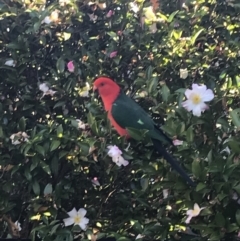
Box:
left=152, top=138, right=195, bottom=187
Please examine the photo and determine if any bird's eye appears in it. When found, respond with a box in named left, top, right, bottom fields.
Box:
left=100, top=83, right=104, bottom=86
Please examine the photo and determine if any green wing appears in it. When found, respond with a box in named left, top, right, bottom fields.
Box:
left=111, top=91, right=171, bottom=144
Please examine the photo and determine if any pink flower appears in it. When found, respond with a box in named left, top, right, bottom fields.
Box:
left=91, top=177, right=100, bottom=186
left=67, top=61, right=75, bottom=73
left=107, top=145, right=122, bottom=157
left=109, top=51, right=118, bottom=58
left=117, top=31, right=122, bottom=36
left=173, top=139, right=183, bottom=146
left=106, top=10, right=114, bottom=18
left=107, top=145, right=129, bottom=167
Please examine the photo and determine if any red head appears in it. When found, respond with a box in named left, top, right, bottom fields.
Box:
left=93, top=76, right=121, bottom=111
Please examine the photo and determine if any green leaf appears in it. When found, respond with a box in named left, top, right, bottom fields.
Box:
left=44, top=183, right=53, bottom=196
left=0, top=126, right=3, bottom=138
left=107, top=32, right=118, bottom=38
left=236, top=210, right=240, bottom=226
left=161, top=84, right=170, bottom=102
left=192, top=159, right=201, bottom=178
left=51, top=156, right=59, bottom=176
left=167, top=10, right=179, bottom=23
left=158, top=13, right=168, bottom=22
left=18, top=117, right=26, bottom=131
left=57, top=125, right=63, bottom=137
left=230, top=108, right=240, bottom=127
left=24, top=168, right=32, bottom=181
left=176, top=122, right=185, bottom=135
left=186, top=126, right=194, bottom=142
left=219, top=70, right=227, bottom=80
left=32, top=180, right=40, bottom=196
left=196, top=182, right=206, bottom=191
left=56, top=57, right=65, bottom=73
left=140, top=177, right=149, bottom=191
left=87, top=112, right=95, bottom=126
left=148, top=77, right=158, bottom=93
left=35, top=145, right=45, bottom=156
left=54, top=101, right=66, bottom=109
left=39, top=161, right=51, bottom=175
left=191, top=29, right=204, bottom=45
left=233, top=183, right=240, bottom=195
left=30, top=157, right=39, bottom=171
left=214, top=213, right=225, bottom=227
left=50, top=140, right=61, bottom=151
left=146, top=65, right=154, bottom=80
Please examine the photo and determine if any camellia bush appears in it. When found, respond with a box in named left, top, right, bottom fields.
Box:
left=1, top=0, right=240, bottom=240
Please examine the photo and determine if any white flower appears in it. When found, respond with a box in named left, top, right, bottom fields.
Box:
left=173, top=139, right=183, bottom=146
left=5, top=59, right=15, bottom=67
left=129, top=2, right=139, bottom=13
left=107, top=145, right=122, bottom=157
left=112, top=155, right=129, bottom=167
left=10, top=135, right=21, bottom=145
left=39, top=83, right=56, bottom=99
left=15, top=221, right=22, bottom=231
left=79, top=82, right=90, bottom=97
left=185, top=203, right=205, bottom=224
left=42, top=16, right=52, bottom=24
left=63, top=208, right=89, bottom=230
left=39, top=83, right=49, bottom=92
left=180, top=68, right=188, bottom=79
left=42, top=10, right=59, bottom=24
left=79, top=90, right=89, bottom=97
left=10, top=132, right=29, bottom=145
left=163, top=189, right=169, bottom=199
left=76, top=119, right=86, bottom=130
left=59, top=0, right=70, bottom=6
left=21, top=132, right=29, bottom=142
left=182, top=84, right=214, bottom=117
left=136, top=234, right=144, bottom=240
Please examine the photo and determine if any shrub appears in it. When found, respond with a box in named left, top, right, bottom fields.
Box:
left=1, top=0, right=240, bottom=240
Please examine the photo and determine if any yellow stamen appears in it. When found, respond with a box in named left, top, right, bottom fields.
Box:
left=190, top=93, right=201, bottom=104
left=192, top=209, right=199, bottom=215
left=74, top=215, right=81, bottom=223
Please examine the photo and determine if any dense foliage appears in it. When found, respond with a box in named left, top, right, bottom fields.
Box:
left=1, top=0, right=240, bottom=240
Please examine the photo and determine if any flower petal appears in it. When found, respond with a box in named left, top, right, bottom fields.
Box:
left=186, top=210, right=193, bottom=215
left=199, top=102, right=208, bottom=112
left=193, top=203, right=200, bottom=211
left=67, top=207, right=78, bottom=217
left=79, top=217, right=89, bottom=230
left=201, top=89, right=214, bottom=102
left=185, top=216, right=192, bottom=224
left=182, top=100, right=194, bottom=111
left=81, top=217, right=89, bottom=225
left=63, top=217, right=74, bottom=226
left=185, top=89, right=193, bottom=99
left=192, top=105, right=202, bottom=117
left=173, top=139, right=183, bottom=146
left=78, top=208, right=87, bottom=218
left=192, top=83, right=206, bottom=92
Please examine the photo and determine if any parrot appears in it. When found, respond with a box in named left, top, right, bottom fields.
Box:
left=93, top=76, right=195, bottom=187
